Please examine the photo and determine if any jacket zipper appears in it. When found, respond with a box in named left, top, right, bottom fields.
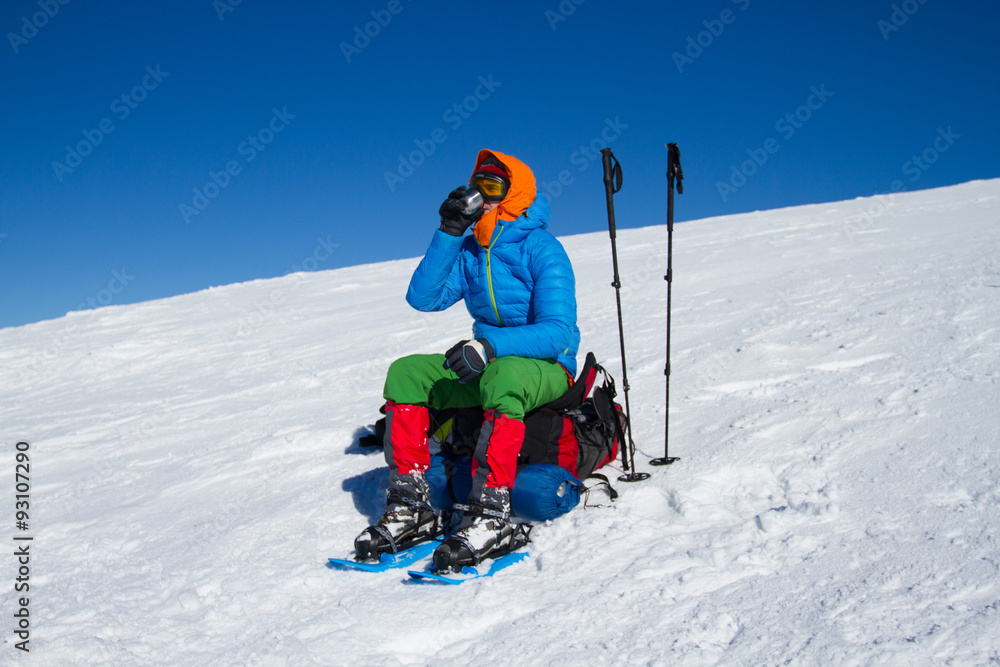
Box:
left=485, top=224, right=505, bottom=326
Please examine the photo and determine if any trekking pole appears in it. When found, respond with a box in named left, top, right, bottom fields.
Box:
left=651, top=143, right=683, bottom=467
left=599, top=148, right=650, bottom=483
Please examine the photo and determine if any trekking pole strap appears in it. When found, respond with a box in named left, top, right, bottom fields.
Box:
left=583, top=473, right=619, bottom=504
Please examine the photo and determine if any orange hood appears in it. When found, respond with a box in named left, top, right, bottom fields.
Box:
left=470, top=149, right=536, bottom=247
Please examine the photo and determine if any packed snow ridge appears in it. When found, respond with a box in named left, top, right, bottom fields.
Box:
left=1, top=179, right=998, bottom=665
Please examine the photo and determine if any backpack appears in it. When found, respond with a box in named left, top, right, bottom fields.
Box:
left=517, top=352, right=624, bottom=482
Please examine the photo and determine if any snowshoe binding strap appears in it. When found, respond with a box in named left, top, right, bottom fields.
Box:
left=386, top=489, right=433, bottom=511
left=355, top=524, right=397, bottom=561
left=453, top=502, right=509, bottom=522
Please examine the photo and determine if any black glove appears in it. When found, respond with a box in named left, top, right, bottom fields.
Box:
left=443, top=338, right=495, bottom=383
left=439, top=186, right=485, bottom=236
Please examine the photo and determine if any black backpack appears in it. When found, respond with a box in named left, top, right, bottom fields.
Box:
left=517, top=352, right=624, bottom=481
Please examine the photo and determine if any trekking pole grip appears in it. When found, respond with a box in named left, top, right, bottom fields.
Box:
left=666, top=142, right=684, bottom=195
left=600, top=148, right=615, bottom=185
left=600, top=148, right=623, bottom=241
left=600, top=148, right=623, bottom=193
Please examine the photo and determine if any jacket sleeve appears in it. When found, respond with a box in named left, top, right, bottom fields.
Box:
left=406, top=229, right=466, bottom=312
left=479, top=233, right=577, bottom=360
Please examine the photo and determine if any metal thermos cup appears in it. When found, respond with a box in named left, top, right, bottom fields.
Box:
left=459, top=188, right=484, bottom=216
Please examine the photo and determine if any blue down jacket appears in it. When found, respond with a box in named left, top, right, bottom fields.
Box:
left=406, top=195, right=580, bottom=376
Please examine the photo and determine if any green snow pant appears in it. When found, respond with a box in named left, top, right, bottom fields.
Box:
left=383, top=354, right=571, bottom=422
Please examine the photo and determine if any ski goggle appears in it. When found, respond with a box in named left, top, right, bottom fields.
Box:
left=470, top=173, right=510, bottom=201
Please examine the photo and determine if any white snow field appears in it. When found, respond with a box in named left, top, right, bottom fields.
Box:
left=2, top=179, right=999, bottom=665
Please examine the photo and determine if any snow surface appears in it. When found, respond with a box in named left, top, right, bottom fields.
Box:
left=2, top=179, right=999, bottom=665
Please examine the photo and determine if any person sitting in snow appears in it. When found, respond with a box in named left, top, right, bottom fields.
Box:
left=354, top=149, right=580, bottom=572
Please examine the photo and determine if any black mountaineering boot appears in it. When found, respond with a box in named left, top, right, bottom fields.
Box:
left=354, top=472, right=440, bottom=562
left=432, top=486, right=530, bottom=573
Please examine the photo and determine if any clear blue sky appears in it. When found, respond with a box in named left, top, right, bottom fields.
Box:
left=2, top=0, right=997, bottom=329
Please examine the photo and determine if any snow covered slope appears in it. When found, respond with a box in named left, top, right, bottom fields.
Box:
left=2, top=179, right=999, bottom=665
